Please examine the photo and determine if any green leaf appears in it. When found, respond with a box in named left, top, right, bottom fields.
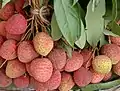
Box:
left=51, top=13, right=62, bottom=41
left=103, top=29, right=119, bottom=37
left=112, top=0, right=120, bottom=21
left=103, top=0, right=112, bottom=20
left=109, top=21, right=120, bottom=36
left=99, top=33, right=108, bottom=47
left=72, top=0, right=78, bottom=6
left=54, top=0, right=81, bottom=47
left=86, top=0, right=105, bottom=48
left=2, top=0, right=10, bottom=7
left=79, top=4, right=86, bottom=28
left=107, top=0, right=120, bottom=36
left=92, top=0, right=100, bottom=12
left=75, top=21, right=86, bottom=49
left=80, top=79, right=120, bottom=91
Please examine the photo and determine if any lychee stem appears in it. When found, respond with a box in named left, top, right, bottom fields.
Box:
left=0, top=60, right=7, bottom=68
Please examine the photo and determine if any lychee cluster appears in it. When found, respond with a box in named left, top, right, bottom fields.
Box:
left=1, top=1, right=120, bottom=91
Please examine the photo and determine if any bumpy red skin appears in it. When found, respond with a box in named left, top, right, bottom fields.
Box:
left=58, top=72, right=75, bottom=91
left=5, top=14, right=27, bottom=35
left=73, top=67, right=92, bottom=87
left=48, top=48, right=67, bottom=70
left=90, top=69, right=105, bottom=84
left=113, top=61, right=120, bottom=76
left=100, top=44, right=120, bottom=64
left=0, top=70, right=12, bottom=87
left=30, top=77, right=48, bottom=91
left=14, top=0, right=25, bottom=14
left=110, top=36, right=120, bottom=46
left=13, top=75, right=29, bottom=88
left=103, top=71, right=112, bottom=81
left=25, top=63, right=33, bottom=76
left=65, top=51, right=83, bottom=72
left=0, top=21, right=7, bottom=37
left=45, top=70, right=61, bottom=90
left=0, top=39, right=17, bottom=60
left=30, top=58, right=53, bottom=82
left=0, top=2, right=15, bottom=20
left=81, top=49, right=93, bottom=68
left=6, top=59, right=26, bottom=78
left=17, top=41, right=39, bottom=63
left=33, top=32, right=54, bottom=56
left=6, top=33, right=22, bottom=41
left=0, top=36, right=4, bottom=48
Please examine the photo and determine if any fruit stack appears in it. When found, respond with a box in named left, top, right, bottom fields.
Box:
left=1, top=0, right=120, bottom=91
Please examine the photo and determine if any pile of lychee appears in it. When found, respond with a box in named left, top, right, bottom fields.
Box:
left=1, top=1, right=120, bottom=91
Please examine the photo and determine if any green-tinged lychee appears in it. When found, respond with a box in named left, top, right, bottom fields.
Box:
left=59, top=72, right=75, bottom=91
left=6, top=59, right=26, bottom=78
left=100, top=44, right=120, bottom=64
left=33, top=32, right=54, bottom=56
left=92, top=55, right=112, bottom=74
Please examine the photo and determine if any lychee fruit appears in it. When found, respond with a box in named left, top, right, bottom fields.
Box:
left=92, top=55, right=112, bottom=74
left=45, top=70, right=61, bottom=90
left=0, top=21, right=6, bottom=37
left=0, top=39, right=17, bottom=60
left=81, top=49, right=93, bottom=68
left=33, top=32, right=54, bottom=56
left=113, top=61, right=120, bottom=76
left=100, top=44, right=120, bottom=64
left=5, top=14, right=27, bottom=35
left=6, top=59, right=26, bottom=78
left=73, top=67, right=92, bottom=87
left=17, top=41, right=39, bottom=63
left=65, top=51, right=83, bottom=72
left=30, top=58, right=53, bottom=82
left=13, top=75, right=29, bottom=88
left=48, top=48, right=66, bottom=70
left=0, top=70, right=12, bottom=87
left=25, top=63, right=33, bottom=76
left=14, top=0, right=25, bottom=14
left=103, top=71, right=112, bottom=81
left=58, top=72, right=75, bottom=91
left=110, top=36, right=120, bottom=46
left=0, top=2, right=15, bottom=20
left=30, top=77, right=48, bottom=91
left=6, top=32, right=22, bottom=41
left=90, top=69, right=105, bottom=83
